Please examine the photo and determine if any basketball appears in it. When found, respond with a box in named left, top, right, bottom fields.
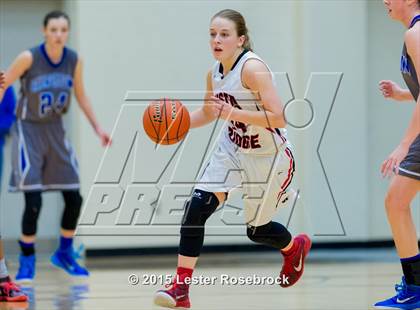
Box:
left=143, top=98, right=190, bottom=145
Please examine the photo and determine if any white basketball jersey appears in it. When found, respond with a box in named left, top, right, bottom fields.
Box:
left=212, top=50, right=290, bottom=155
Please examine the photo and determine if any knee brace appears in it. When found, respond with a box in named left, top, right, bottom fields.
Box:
left=22, top=191, right=42, bottom=236
left=61, top=191, right=83, bottom=230
left=179, top=189, right=220, bottom=257
left=247, top=221, right=292, bottom=250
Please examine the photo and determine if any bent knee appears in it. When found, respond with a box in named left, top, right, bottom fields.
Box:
left=385, top=190, right=410, bottom=212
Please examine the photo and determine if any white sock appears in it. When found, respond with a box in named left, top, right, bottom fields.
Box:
left=0, top=258, right=8, bottom=279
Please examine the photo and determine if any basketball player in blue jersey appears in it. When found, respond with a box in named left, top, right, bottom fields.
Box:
left=0, top=11, right=111, bottom=282
left=0, top=77, right=27, bottom=302
left=154, top=9, right=311, bottom=309
left=375, top=0, right=420, bottom=308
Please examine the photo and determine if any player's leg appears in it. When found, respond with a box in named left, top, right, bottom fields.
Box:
left=154, top=190, right=225, bottom=309
left=177, top=191, right=226, bottom=268
left=375, top=175, right=420, bottom=309
left=0, top=239, right=27, bottom=302
left=43, top=123, right=87, bottom=276
left=241, top=147, right=311, bottom=288
left=16, top=191, right=41, bottom=283
left=154, top=145, right=240, bottom=309
left=50, top=190, right=88, bottom=277
left=8, top=121, right=44, bottom=282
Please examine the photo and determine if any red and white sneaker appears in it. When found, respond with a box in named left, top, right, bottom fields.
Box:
left=280, top=234, right=311, bottom=288
left=0, top=276, right=28, bottom=302
left=154, top=276, right=191, bottom=309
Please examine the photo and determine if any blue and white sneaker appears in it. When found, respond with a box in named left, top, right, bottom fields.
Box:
left=50, top=248, right=89, bottom=277
left=15, top=254, right=35, bottom=283
left=375, top=277, right=420, bottom=309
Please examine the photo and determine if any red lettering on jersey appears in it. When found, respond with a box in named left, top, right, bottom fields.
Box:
left=250, top=135, right=261, bottom=149
left=228, top=131, right=261, bottom=149
left=228, top=126, right=234, bottom=140
left=242, top=135, right=250, bottom=148
left=217, top=92, right=261, bottom=150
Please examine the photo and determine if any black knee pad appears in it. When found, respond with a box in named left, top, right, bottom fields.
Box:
left=61, top=191, right=83, bottom=230
left=247, top=221, right=292, bottom=250
left=22, top=191, right=42, bottom=236
left=179, top=189, right=220, bottom=257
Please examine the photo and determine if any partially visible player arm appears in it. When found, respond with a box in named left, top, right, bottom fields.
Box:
left=189, top=70, right=218, bottom=129
left=73, top=57, right=111, bottom=146
left=379, top=80, right=414, bottom=102
left=381, top=25, right=420, bottom=177
left=0, top=51, right=32, bottom=102
left=210, top=59, right=286, bottom=128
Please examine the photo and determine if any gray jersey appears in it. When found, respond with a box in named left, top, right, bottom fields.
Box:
left=16, top=43, right=78, bottom=122
left=401, top=15, right=420, bottom=101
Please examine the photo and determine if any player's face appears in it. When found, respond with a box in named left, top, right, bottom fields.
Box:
left=383, top=0, right=409, bottom=20
left=43, top=17, right=69, bottom=47
left=209, top=17, right=245, bottom=61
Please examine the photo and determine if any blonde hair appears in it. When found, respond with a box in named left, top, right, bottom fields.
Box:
left=212, top=9, right=253, bottom=51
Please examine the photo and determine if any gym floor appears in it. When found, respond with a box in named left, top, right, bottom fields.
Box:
left=0, top=248, right=403, bottom=310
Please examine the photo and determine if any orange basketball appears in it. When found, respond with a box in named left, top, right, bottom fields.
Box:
left=143, top=98, right=190, bottom=145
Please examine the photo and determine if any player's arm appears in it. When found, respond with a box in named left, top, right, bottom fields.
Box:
left=73, top=57, right=111, bottom=146
left=381, top=25, right=420, bottom=177
left=0, top=51, right=32, bottom=102
left=379, top=80, right=414, bottom=102
left=189, top=70, right=218, bottom=129
left=210, top=59, right=286, bottom=128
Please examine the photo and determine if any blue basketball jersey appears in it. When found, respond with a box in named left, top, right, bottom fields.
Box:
left=401, top=15, right=420, bottom=101
left=16, top=43, right=78, bottom=122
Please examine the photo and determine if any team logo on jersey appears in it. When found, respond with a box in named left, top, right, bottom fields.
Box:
left=31, top=73, right=73, bottom=93
left=401, top=54, right=410, bottom=74
left=216, top=92, right=261, bottom=149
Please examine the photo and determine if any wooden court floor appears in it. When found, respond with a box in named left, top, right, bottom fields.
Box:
left=0, top=249, right=407, bottom=310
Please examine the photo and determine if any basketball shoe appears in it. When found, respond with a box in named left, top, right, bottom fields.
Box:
left=15, top=255, right=35, bottom=283
left=280, top=233, right=311, bottom=288
left=374, top=277, right=420, bottom=309
left=0, top=276, right=28, bottom=302
left=50, top=248, right=89, bottom=277
left=154, top=274, right=191, bottom=309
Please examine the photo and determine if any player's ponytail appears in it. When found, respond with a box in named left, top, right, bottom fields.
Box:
left=212, top=9, right=253, bottom=52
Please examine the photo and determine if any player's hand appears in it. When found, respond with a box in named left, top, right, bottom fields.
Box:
left=381, top=144, right=409, bottom=178
left=209, top=96, right=235, bottom=120
left=0, top=71, right=5, bottom=90
left=379, top=80, right=405, bottom=100
left=96, top=127, right=112, bottom=147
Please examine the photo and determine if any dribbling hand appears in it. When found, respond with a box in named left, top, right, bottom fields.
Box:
left=209, top=96, right=235, bottom=120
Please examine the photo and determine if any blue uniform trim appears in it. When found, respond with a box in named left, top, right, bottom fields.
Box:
left=409, top=15, right=420, bottom=28
left=0, top=86, right=16, bottom=147
left=40, top=43, right=67, bottom=68
left=19, top=144, right=26, bottom=173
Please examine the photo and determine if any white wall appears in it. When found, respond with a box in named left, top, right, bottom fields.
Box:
left=1, top=0, right=418, bottom=250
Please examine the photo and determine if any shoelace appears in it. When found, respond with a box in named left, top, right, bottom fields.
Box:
left=164, top=277, right=188, bottom=291
left=395, top=281, right=409, bottom=299
left=164, top=277, right=177, bottom=289
left=72, top=244, right=84, bottom=260
left=1, top=282, right=21, bottom=296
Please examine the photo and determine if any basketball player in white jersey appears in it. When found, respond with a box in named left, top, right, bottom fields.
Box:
left=154, top=9, right=311, bottom=309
